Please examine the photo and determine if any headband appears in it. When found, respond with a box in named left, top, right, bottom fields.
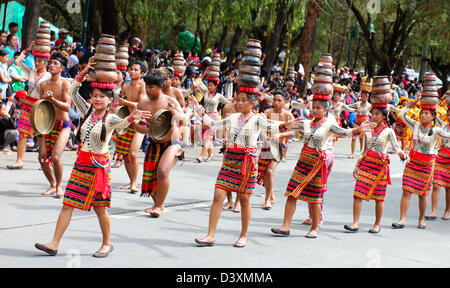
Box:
left=238, top=86, right=259, bottom=94
left=313, top=94, right=330, bottom=101
left=91, top=82, right=117, bottom=90
left=32, top=51, right=50, bottom=60
left=421, top=104, right=437, bottom=111
left=117, top=66, right=127, bottom=71
left=371, top=103, right=388, bottom=109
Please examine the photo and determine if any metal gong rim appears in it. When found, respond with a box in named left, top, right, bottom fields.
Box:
left=149, top=109, right=172, bottom=141
left=30, top=99, right=56, bottom=135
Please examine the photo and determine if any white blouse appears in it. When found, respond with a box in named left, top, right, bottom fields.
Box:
left=16, top=52, right=51, bottom=99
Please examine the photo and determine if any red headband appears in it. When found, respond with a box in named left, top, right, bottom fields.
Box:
left=421, top=104, right=437, bottom=111
left=91, top=82, right=117, bottom=90
left=362, top=90, right=371, bottom=93
left=371, top=103, right=388, bottom=109
left=238, top=86, right=259, bottom=94
left=117, top=66, right=127, bottom=71
left=32, top=51, right=50, bottom=60
left=313, top=94, right=330, bottom=101
left=174, top=72, right=183, bottom=77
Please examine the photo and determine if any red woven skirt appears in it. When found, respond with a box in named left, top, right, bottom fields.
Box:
left=215, top=147, right=257, bottom=194
left=284, top=146, right=329, bottom=204
left=63, top=150, right=111, bottom=211
left=44, top=120, right=72, bottom=163
left=402, top=150, right=436, bottom=196
left=354, top=150, right=391, bottom=201
left=433, top=147, right=450, bottom=188
left=113, top=124, right=136, bottom=162
left=18, top=96, right=39, bottom=137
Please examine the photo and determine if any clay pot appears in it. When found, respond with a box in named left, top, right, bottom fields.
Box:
left=33, top=45, right=51, bottom=53
left=98, top=34, right=116, bottom=45
left=95, top=61, right=118, bottom=71
left=420, top=96, right=439, bottom=105
left=39, top=22, right=51, bottom=29
left=247, top=39, right=262, bottom=49
left=173, top=65, right=186, bottom=73
left=312, top=83, right=333, bottom=95
left=173, top=59, right=185, bottom=66
left=372, top=84, right=391, bottom=93
left=116, top=59, right=129, bottom=67
left=207, top=71, right=220, bottom=78
left=314, top=75, right=333, bottom=83
left=89, top=70, right=118, bottom=83
left=116, top=45, right=128, bottom=52
left=36, top=33, right=51, bottom=40
left=36, top=39, right=51, bottom=46
left=244, top=48, right=262, bottom=58
left=424, top=73, right=437, bottom=81
left=37, top=28, right=50, bottom=35
left=95, top=53, right=116, bottom=62
left=423, top=80, right=436, bottom=87
left=320, top=54, right=333, bottom=63
left=373, top=76, right=390, bottom=85
left=241, top=55, right=260, bottom=65
left=239, top=64, right=261, bottom=75
left=370, top=93, right=392, bottom=104
left=115, top=51, right=129, bottom=59
left=96, top=44, right=116, bottom=54
left=208, top=65, right=220, bottom=73
left=315, top=67, right=333, bottom=77
left=285, top=80, right=295, bottom=87
left=236, top=74, right=260, bottom=87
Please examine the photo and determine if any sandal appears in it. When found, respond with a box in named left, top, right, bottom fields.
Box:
left=392, top=222, right=405, bottom=229
left=195, top=238, right=215, bottom=247
left=35, top=243, right=57, bottom=256
left=93, top=245, right=114, bottom=258
left=344, top=224, right=359, bottom=232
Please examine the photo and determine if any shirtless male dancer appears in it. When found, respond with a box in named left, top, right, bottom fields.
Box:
left=134, top=69, right=187, bottom=217
left=39, top=52, right=72, bottom=197
left=114, top=60, right=147, bottom=193
left=257, top=90, right=295, bottom=209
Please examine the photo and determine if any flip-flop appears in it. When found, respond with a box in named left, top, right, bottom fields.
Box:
left=93, top=245, right=114, bottom=258
left=424, top=215, right=437, bottom=220
left=368, top=228, right=381, bottom=234
left=442, top=216, right=450, bottom=220
left=35, top=243, right=57, bottom=256
left=233, top=241, right=246, bottom=248
left=417, top=224, right=426, bottom=229
left=271, top=228, right=290, bottom=236
left=305, top=232, right=318, bottom=239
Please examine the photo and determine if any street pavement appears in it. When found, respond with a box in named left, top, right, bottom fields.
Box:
left=0, top=138, right=449, bottom=268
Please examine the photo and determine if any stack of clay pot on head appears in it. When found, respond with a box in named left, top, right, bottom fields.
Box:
left=115, top=44, right=129, bottom=72
left=420, top=72, right=440, bottom=110
left=236, top=39, right=262, bottom=94
left=90, top=34, right=118, bottom=90
left=284, top=66, right=296, bottom=88
left=206, top=52, right=221, bottom=84
left=33, top=21, right=51, bottom=60
left=370, top=76, right=392, bottom=109
left=311, top=53, right=334, bottom=100
left=173, top=52, right=186, bottom=78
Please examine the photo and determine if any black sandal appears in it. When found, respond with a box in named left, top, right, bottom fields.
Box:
left=344, top=224, right=359, bottom=232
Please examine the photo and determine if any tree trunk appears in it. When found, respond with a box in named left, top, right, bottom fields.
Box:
left=297, top=0, right=323, bottom=99
left=22, top=0, right=41, bottom=50
left=216, top=24, right=229, bottom=52
left=226, top=25, right=243, bottom=64
left=262, top=0, right=291, bottom=78
left=100, top=0, right=120, bottom=36
left=87, top=0, right=101, bottom=41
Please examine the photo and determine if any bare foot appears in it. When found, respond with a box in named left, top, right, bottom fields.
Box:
left=55, top=187, right=64, bottom=198
left=42, top=187, right=57, bottom=196
left=120, top=184, right=131, bottom=190
left=302, top=218, right=312, bottom=225
left=144, top=205, right=156, bottom=214
left=262, top=200, right=272, bottom=210
left=129, top=186, right=138, bottom=194
left=149, top=206, right=164, bottom=217
left=233, top=203, right=241, bottom=213
left=97, top=244, right=112, bottom=254
left=223, top=202, right=233, bottom=210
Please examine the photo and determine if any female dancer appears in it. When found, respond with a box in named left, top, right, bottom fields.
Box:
left=345, top=106, right=408, bottom=233
left=196, top=79, right=230, bottom=163
left=426, top=106, right=450, bottom=220
left=348, top=92, right=371, bottom=158
left=392, top=98, right=450, bottom=229
left=191, top=91, right=300, bottom=247
left=34, top=58, right=150, bottom=257
left=271, top=95, right=375, bottom=238
left=329, top=89, right=356, bottom=143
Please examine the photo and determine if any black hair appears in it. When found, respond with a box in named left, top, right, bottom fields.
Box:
left=371, top=107, right=393, bottom=127
left=0, top=49, right=8, bottom=57
left=6, top=33, right=16, bottom=44
left=75, top=88, right=114, bottom=145
left=8, top=22, right=18, bottom=28
left=312, top=99, right=331, bottom=115
left=128, top=60, right=147, bottom=74
left=13, top=51, right=20, bottom=58
left=420, top=108, right=437, bottom=136
left=274, top=89, right=289, bottom=101
left=143, top=69, right=166, bottom=86
left=50, top=52, right=68, bottom=68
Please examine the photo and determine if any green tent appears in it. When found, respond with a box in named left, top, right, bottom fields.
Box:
left=159, top=30, right=201, bottom=53
left=0, top=1, right=73, bottom=45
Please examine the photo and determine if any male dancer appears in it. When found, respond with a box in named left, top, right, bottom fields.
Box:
left=39, top=52, right=72, bottom=197
left=160, top=66, right=186, bottom=112
left=114, top=60, right=147, bottom=193
left=7, top=41, right=51, bottom=170
left=134, top=69, right=187, bottom=217
left=257, top=90, right=295, bottom=209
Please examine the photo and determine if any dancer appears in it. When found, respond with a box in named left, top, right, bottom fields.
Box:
left=192, top=91, right=300, bottom=247
left=160, top=66, right=186, bottom=112
left=34, top=60, right=150, bottom=257
left=39, top=52, right=72, bottom=197
left=113, top=61, right=146, bottom=193
left=196, top=79, right=230, bottom=163
left=134, top=69, right=187, bottom=217
left=348, top=91, right=371, bottom=158
left=271, top=96, right=375, bottom=238
left=329, top=86, right=356, bottom=143
left=392, top=97, right=450, bottom=229
left=426, top=98, right=450, bottom=221
left=257, top=89, right=295, bottom=210
left=7, top=41, right=51, bottom=170
left=345, top=105, right=408, bottom=233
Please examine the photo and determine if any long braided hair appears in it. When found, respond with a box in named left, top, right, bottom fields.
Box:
left=75, top=88, right=114, bottom=145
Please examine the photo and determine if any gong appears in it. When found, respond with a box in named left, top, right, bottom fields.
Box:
left=113, top=105, right=131, bottom=135
left=30, top=99, right=56, bottom=135
left=148, top=109, right=173, bottom=141
left=269, top=139, right=286, bottom=162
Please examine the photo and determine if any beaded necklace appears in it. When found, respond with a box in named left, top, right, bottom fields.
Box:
left=417, top=124, right=432, bottom=154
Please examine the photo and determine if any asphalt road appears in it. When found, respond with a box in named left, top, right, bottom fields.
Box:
left=0, top=138, right=449, bottom=268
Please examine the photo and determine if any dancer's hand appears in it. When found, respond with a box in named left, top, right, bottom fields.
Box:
left=360, top=121, right=376, bottom=132
left=83, top=57, right=96, bottom=73
left=353, top=167, right=359, bottom=179
left=285, top=117, right=302, bottom=129
left=130, top=110, right=152, bottom=123
left=42, top=91, right=54, bottom=101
